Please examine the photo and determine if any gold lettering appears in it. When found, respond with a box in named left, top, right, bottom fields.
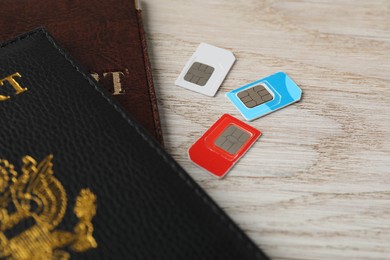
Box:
left=0, top=72, right=28, bottom=101
left=90, top=71, right=126, bottom=95
left=103, top=71, right=124, bottom=95
left=90, top=73, right=99, bottom=82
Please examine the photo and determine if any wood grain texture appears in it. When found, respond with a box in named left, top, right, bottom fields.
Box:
left=142, top=0, right=390, bottom=259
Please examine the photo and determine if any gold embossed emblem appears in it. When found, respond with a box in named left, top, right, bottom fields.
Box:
left=0, top=155, right=97, bottom=259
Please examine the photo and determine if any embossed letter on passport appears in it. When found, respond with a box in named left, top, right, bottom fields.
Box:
left=0, top=29, right=268, bottom=259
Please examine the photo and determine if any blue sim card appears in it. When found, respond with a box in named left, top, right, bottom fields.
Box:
left=226, top=72, right=302, bottom=121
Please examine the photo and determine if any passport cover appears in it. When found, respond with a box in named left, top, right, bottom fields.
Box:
left=0, top=0, right=163, bottom=145
left=0, top=29, right=268, bottom=259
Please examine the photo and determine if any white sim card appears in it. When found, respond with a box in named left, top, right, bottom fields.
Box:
left=175, top=43, right=235, bottom=96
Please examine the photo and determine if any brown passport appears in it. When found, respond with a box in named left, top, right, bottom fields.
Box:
left=0, top=0, right=163, bottom=144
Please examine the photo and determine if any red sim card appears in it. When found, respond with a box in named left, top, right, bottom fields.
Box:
left=188, top=114, right=261, bottom=178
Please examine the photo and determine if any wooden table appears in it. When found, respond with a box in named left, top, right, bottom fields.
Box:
left=143, top=1, right=390, bottom=259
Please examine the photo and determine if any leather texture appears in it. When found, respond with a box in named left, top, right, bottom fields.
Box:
left=0, top=0, right=163, bottom=145
left=0, top=29, right=268, bottom=260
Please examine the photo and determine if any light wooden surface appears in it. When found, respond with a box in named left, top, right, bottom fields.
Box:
left=142, top=0, right=390, bottom=259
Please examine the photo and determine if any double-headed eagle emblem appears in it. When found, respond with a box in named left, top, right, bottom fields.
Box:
left=0, top=155, right=97, bottom=259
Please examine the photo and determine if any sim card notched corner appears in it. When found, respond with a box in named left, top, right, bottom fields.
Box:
left=175, top=43, right=236, bottom=97
left=188, top=114, right=261, bottom=179
left=226, top=72, right=302, bottom=121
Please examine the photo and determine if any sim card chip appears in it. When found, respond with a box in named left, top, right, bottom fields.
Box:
left=237, top=84, right=273, bottom=108
left=215, top=125, right=250, bottom=154
left=184, top=62, right=215, bottom=86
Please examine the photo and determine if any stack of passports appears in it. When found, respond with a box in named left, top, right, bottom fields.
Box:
left=0, top=29, right=268, bottom=259
left=0, top=0, right=164, bottom=145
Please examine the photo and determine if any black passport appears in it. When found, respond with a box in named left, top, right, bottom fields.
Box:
left=0, top=29, right=268, bottom=259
